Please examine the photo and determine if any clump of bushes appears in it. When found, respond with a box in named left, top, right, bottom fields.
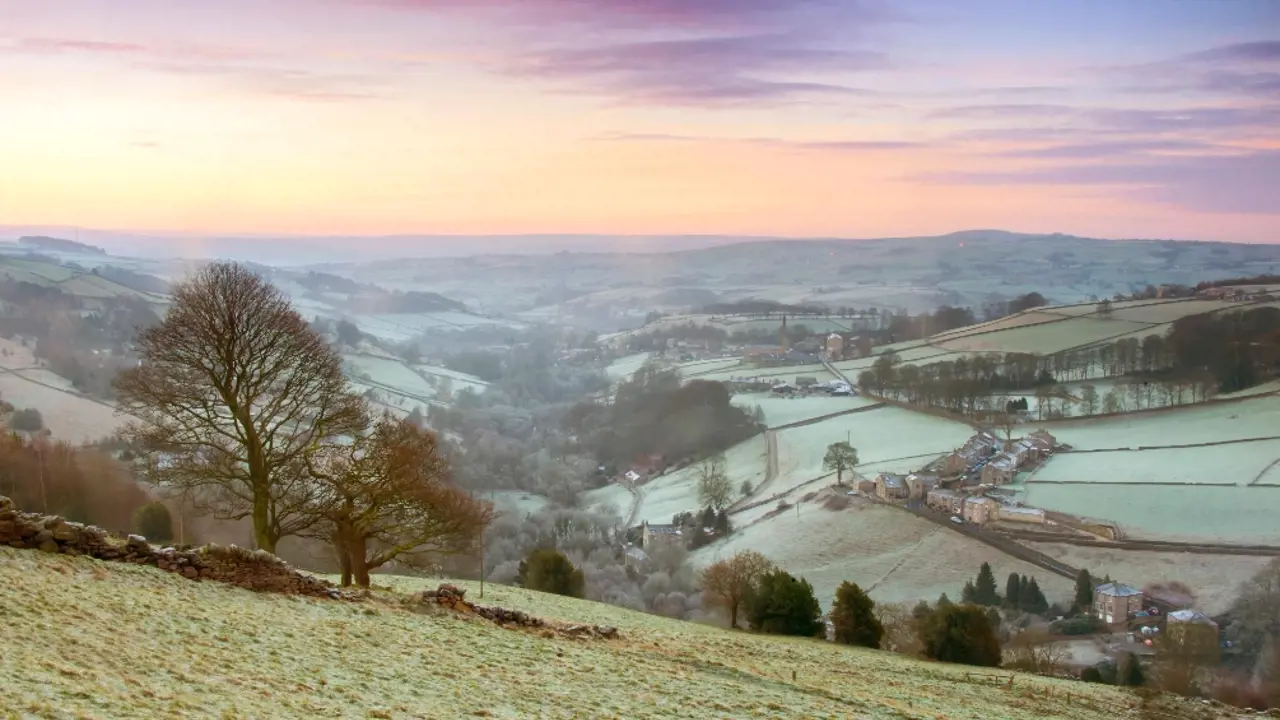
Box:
left=519, top=548, right=585, bottom=598
left=1050, top=615, right=1105, bottom=636
left=132, top=501, right=174, bottom=543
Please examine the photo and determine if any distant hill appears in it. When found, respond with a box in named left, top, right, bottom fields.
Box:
left=17, top=236, right=107, bottom=256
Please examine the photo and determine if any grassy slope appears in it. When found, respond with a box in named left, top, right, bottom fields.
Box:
left=2, top=546, right=1159, bottom=720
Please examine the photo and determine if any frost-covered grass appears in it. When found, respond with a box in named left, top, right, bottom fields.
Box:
left=580, top=483, right=634, bottom=518
left=730, top=393, right=879, bottom=427
left=1034, top=442, right=1280, bottom=486
left=1025, top=481, right=1280, bottom=544
left=634, top=437, right=769, bottom=524
left=0, top=372, right=121, bottom=444
left=345, top=355, right=438, bottom=398
left=936, top=315, right=1154, bottom=354
left=488, top=490, right=553, bottom=519
left=773, top=407, right=974, bottom=487
left=697, top=496, right=1074, bottom=613
left=0, top=545, right=1151, bottom=719
left=1044, top=394, right=1280, bottom=449
left=605, top=352, right=652, bottom=381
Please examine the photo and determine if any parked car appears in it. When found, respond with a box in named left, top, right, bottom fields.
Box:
left=950, top=516, right=963, bottom=524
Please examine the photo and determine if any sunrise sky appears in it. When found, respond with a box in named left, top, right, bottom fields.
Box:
left=1, top=0, right=1278, bottom=244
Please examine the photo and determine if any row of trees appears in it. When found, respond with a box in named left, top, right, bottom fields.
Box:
left=113, top=263, right=492, bottom=586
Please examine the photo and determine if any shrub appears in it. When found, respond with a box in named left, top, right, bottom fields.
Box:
left=132, top=501, right=174, bottom=543
left=830, top=581, right=883, bottom=648
left=745, top=570, right=823, bottom=637
left=1080, top=666, right=1104, bottom=683
left=521, top=548, right=585, bottom=598
left=918, top=604, right=1002, bottom=667
left=1050, top=615, right=1105, bottom=636
left=9, top=407, right=43, bottom=432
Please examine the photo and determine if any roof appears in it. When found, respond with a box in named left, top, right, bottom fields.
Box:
left=999, top=507, right=1045, bottom=518
left=625, top=547, right=650, bottom=563
left=876, top=473, right=906, bottom=488
left=927, top=488, right=962, bottom=500
left=1167, top=610, right=1217, bottom=625
left=645, top=524, right=682, bottom=536
left=1096, top=582, right=1143, bottom=598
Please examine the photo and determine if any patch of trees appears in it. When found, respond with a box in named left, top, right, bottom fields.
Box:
left=355, top=290, right=467, bottom=315
left=18, top=235, right=106, bottom=255
left=113, top=263, right=490, bottom=586
left=830, top=581, right=883, bottom=648
left=916, top=602, right=1003, bottom=667
left=670, top=506, right=732, bottom=549
left=519, top=548, right=585, bottom=598
left=698, top=300, right=825, bottom=316
left=745, top=570, right=824, bottom=637
left=565, top=366, right=763, bottom=470
left=92, top=266, right=170, bottom=295
left=296, top=271, right=368, bottom=295
left=0, top=434, right=149, bottom=534
left=1195, top=275, right=1280, bottom=291
left=442, top=350, right=504, bottom=383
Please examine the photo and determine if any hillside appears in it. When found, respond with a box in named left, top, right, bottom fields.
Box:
left=0, top=545, right=1215, bottom=720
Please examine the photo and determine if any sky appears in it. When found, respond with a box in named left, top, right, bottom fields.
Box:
left=1, top=0, right=1278, bottom=248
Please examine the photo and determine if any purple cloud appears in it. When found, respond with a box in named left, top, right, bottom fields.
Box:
left=599, top=132, right=924, bottom=150
left=916, top=151, right=1280, bottom=215
left=16, top=37, right=148, bottom=54
left=502, top=34, right=886, bottom=105
left=998, top=139, right=1218, bottom=159
left=927, top=104, right=1075, bottom=120
left=1181, top=40, right=1280, bottom=65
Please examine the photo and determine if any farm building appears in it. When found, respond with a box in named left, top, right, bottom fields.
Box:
left=874, top=473, right=909, bottom=500
left=640, top=522, right=683, bottom=552
left=926, top=488, right=964, bottom=514
left=906, top=474, right=940, bottom=500
left=963, top=497, right=998, bottom=524
left=1166, top=610, right=1219, bottom=642
left=855, top=479, right=876, bottom=495
left=1095, top=582, right=1145, bottom=627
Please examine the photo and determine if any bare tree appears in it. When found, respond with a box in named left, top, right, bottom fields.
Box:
left=309, top=413, right=493, bottom=587
left=875, top=602, right=924, bottom=656
left=1080, top=383, right=1099, bottom=416
left=1005, top=628, right=1069, bottom=675
left=700, top=550, right=774, bottom=629
left=697, top=454, right=732, bottom=510
left=115, top=262, right=365, bottom=553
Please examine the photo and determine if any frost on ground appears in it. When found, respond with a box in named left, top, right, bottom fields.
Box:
left=1, top=546, right=1159, bottom=719
left=698, top=496, right=1073, bottom=613
left=730, top=394, right=879, bottom=428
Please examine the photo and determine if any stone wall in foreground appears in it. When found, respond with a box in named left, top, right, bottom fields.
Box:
left=0, top=495, right=340, bottom=599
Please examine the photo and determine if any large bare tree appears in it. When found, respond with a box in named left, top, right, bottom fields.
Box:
left=700, top=550, right=774, bottom=629
left=308, top=413, right=493, bottom=587
left=115, top=262, right=364, bottom=553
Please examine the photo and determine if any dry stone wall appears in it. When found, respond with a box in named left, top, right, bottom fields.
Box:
left=0, top=495, right=340, bottom=599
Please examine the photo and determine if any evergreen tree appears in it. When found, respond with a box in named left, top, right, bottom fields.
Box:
left=1023, top=577, right=1049, bottom=615
left=937, top=593, right=953, bottom=608
left=1017, top=575, right=1029, bottom=610
left=1074, top=569, right=1094, bottom=614
left=985, top=606, right=1002, bottom=631
left=713, top=510, right=731, bottom=537
left=974, top=562, right=1001, bottom=606
left=745, top=570, right=823, bottom=637
left=912, top=600, right=933, bottom=620
left=522, top=548, right=585, bottom=598
left=1005, top=572, right=1022, bottom=610
left=919, top=604, right=1002, bottom=667
left=961, top=580, right=978, bottom=604
left=1118, top=652, right=1145, bottom=686
left=830, top=581, right=883, bottom=648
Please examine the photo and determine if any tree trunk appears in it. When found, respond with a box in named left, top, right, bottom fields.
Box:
left=350, top=533, right=371, bottom=588
left=334, top=528, right=353, bottom=587
left=730, top=598, right=739, bottom=629
left=252, top=489, right=276, bottom=554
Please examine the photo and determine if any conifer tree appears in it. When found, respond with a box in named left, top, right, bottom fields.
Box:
left=974, top=562, right=1001, bottom=606
left=830, top=581, right=883, bottom=648
left=1005, top=572, right=1022, bottom=610
left=1074, top=569, right=1094, bottom=613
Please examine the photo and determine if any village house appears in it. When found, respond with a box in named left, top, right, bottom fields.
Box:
left=855, top=479, right=876, bottom=495
left=874, top=473, right=909, bottom=501
left=980, top=455, right=1019, bottom=485
left=926, top=488, right=964, bottom=514
left=825, top=333, right=844, bottom=361
left=941, top=432, right=1001, bottom=476
left=906, top=474, right=940, bottom=500
left=1094, top=582, right=1145, bottom=627
left=640, top=522, right=683, bottom=552
left=962, top=496, right=998, bottom=524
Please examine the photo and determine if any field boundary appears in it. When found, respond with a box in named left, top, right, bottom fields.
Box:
left=992, top=529, right=1280, bottom=556
left=768, top=402, right=887, bottom=431
left=1060, top=435, right=1280, bottom=453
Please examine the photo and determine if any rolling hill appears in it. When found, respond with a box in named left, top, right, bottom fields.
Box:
left=0, top=544, right=1216, bottom=720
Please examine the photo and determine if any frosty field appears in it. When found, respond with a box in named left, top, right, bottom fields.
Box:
left=773, top=406, right=974, bottom=486
left=935, top=314, right=1154, bottom=354
left=1043, top=394, right=1280, bottom=449
left=606, top=352, right=651, bottom=381
left=0, top=371, right=122, bottom=444
left=0, top=546, right=1166, bottom=720
left=1030, top=441, right=1280, bottom=486
left=730, top=393, right=879, bottom=428
left=697, top=496, right=1074, bottom=612
left=634, top=436, right=769, bottom=524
